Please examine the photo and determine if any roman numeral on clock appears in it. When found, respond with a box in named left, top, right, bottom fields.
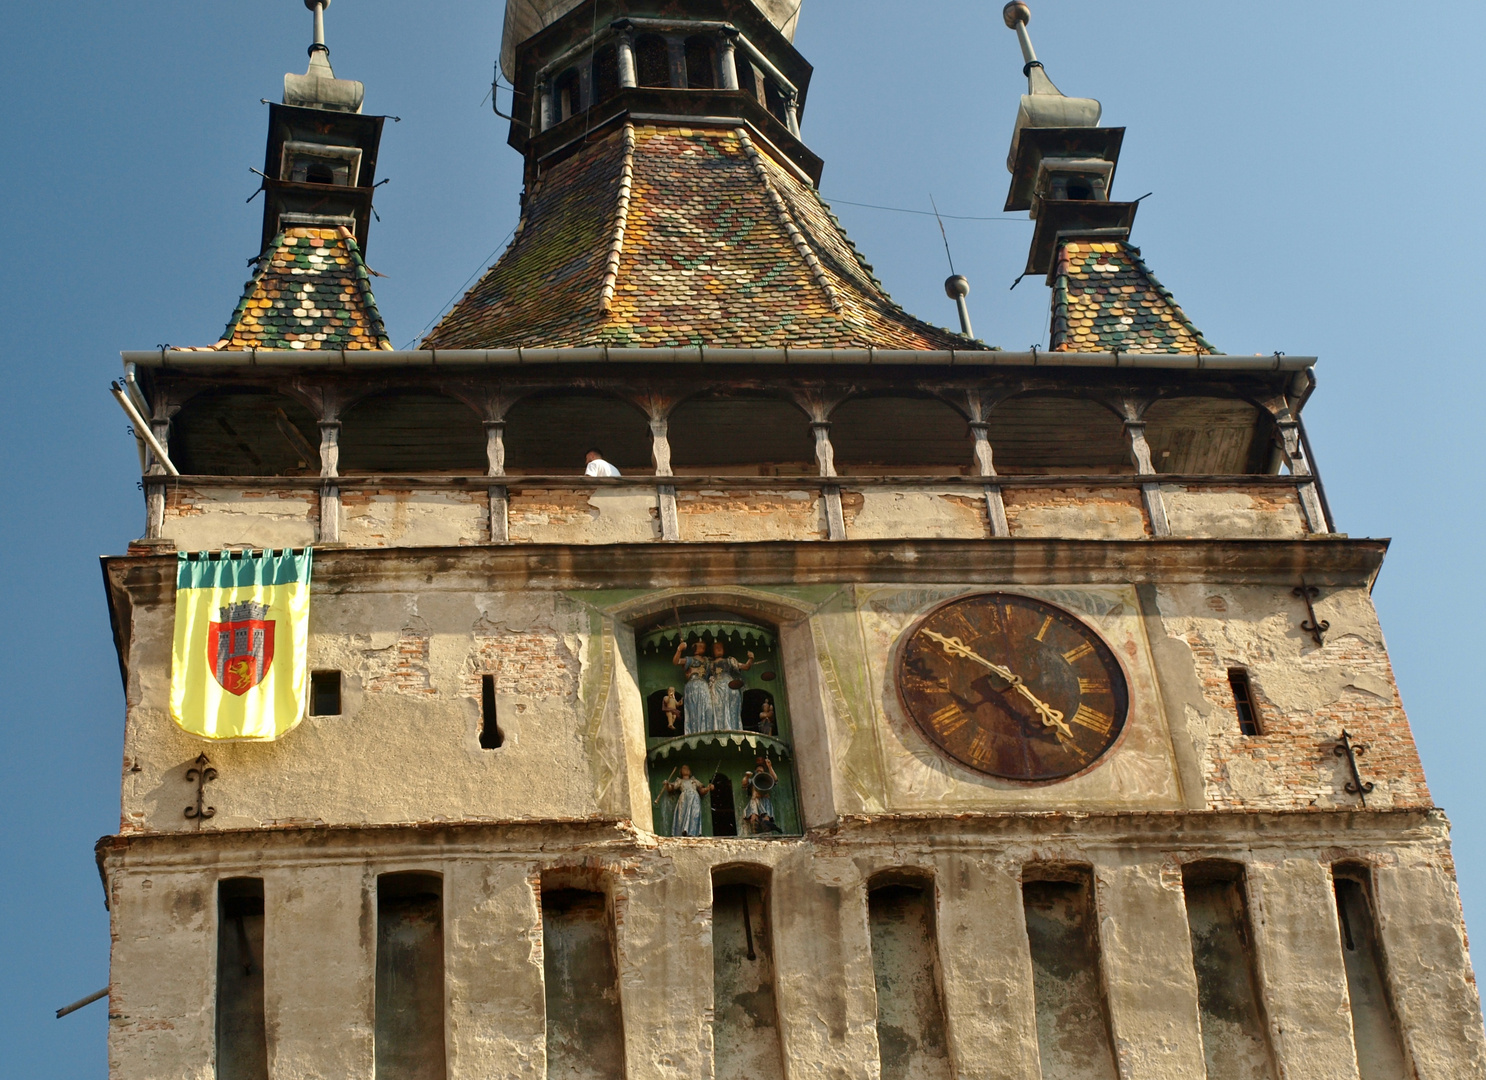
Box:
left=1063, top=642, right=1095, bottom=663
left=1071, top=704, right=1114, bottom=735
left=1034, top=615, right=1053, bottom=642
left=930, top=702, right=971, bottom=735
left=1078, top=677, right=1109, bottom=695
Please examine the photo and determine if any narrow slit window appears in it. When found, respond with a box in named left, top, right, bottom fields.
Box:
left=217, top=878, right=267, bottom=1080
left=1229, top=668, right=1260, bottom=736
left=310, top=671, right=341, bottom=717
left=480, top=674, right=504, bottom=749
left=1334, top=871, right=1411, bottom=1080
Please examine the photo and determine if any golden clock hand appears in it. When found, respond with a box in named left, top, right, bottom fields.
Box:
left=922, top=630, right=1074, bottom=740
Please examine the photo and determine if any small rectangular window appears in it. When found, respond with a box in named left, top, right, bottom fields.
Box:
left=1229, top=668, right=1260, bottom=736
left=480, top=675, right=504, bottom=749
left=310, top=671, right=341, bottom=717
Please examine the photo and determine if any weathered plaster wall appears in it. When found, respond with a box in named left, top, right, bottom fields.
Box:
left=114, top=562, right=1427, bottom=831
left=101, top=813, right=1486, bottom=1080
left=158, top=480, right=1315, bottom=549
left=843, top=490, right=987, bottom=541
left=341, top=489, right=487, bottom=548
left=1163, top=486, right=1308, bottom=540
left=509, top=488, right=659, bottom=544
left=165, top=488, right=318, bottom=552
left=1155, top=584, right=1430, bottom=811
left=1003, top=487, right=1148, bottom=540
left=675, top=489, right=826, bottom=542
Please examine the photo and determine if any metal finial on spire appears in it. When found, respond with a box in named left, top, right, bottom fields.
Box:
left=306, top=0, right=330, bottom=61
left=1002, top=3, right=1037, bottom=68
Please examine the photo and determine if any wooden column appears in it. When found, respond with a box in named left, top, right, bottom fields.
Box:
left=485, top=421, right=509, bottom=544
left=1121, top=403, right=1170, bottom=537
left=784, top=91, right=801, bottom=137
left=811, top=420, right=847, bottom=540
left=144, top=413, right=171, bottom=540
left=1275, top=419, right=1329, bottom=534
left=650, top=416, right=680, bottom=542
left=615, top=25, right=637, bottom=88
left=718, top=30, right=740, bottom=90
left=318, top=420, right=341, bottom=544
left=968, top=419, right=1010, bottom=538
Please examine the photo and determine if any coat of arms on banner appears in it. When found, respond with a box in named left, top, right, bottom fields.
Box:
left=208, top=601, right=276, bottom=696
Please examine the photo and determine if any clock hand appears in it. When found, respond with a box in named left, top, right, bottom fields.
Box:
left=922, top=630, right=1075, bottom=741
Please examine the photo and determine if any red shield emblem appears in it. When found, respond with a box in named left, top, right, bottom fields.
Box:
left=208, top=601, right=275, bottom=696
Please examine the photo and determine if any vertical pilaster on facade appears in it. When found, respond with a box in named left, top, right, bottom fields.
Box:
left=772, top=862, right=881, bottom=1080
left=934, top=855, right=1041, bottom=1080
left=1274, top=418, right=1330, bottom=535
left=318, top=420, right=342, bottom=544
left=967, top=420, right=1010, bottom=538
left=485, top=420, right=510, bottom=543
left=444, top=862, right=547, bottom=1080
left=1122, top=415, right=1171, bottom=538
left=107, top=870, right=215, bottom=1080
left=649, top=414, right=680, bottom=541
left=1374, top=858, right=1486, bottom=1074
left=263, top=864, right=376, bottom=1078
left=1248, top=860, right=1362, bottom=1080
left=613, top=853, right=715, bottom=1079
left=1093, top=861, right=1208, bottom=1079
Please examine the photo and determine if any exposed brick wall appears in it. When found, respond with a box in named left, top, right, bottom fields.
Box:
left=462, top=630, right=578, bottom=703
left=363, top=625, right=435, bottom=695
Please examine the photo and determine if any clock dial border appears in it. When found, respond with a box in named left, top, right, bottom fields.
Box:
left=894, top=591, right=1132, bottom=784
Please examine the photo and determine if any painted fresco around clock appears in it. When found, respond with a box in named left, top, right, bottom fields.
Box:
left=637, top=613, right=801, bottom=838
left=897, top=593, right=1131, bottom=782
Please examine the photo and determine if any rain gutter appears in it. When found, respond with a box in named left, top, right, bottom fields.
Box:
left=124, top=347, right=1317, bottom=373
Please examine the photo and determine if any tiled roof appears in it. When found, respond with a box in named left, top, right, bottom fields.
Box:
left=1050, top=240, right=1215, bottom=355
left=215, top=226, right=391, bottom=351
left=424, top=123, right=979, bottom=351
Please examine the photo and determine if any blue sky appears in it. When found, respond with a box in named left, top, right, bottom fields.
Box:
left=2, top=1, right=1484, bottom=1073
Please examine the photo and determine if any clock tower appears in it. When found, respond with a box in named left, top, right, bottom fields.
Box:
left=98, top=2, right=1484, bottom=1078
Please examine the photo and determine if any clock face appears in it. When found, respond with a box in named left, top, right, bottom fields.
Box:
left=896, top=593, right=1129, bottom=782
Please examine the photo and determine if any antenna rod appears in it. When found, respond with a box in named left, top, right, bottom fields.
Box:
left=1003, top=2, right=1037, bottom=67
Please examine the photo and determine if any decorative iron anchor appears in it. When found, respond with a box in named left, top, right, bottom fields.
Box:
left=1334, top=731, right=1375, bottom=806
left=1293, top=582, right=1330, bottom=646
left=185, top=754, right=218, bottom=826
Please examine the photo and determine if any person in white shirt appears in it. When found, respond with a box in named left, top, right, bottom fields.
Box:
left=584, top=448, right=621, bottom=478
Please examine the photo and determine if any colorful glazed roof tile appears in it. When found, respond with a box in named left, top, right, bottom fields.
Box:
left=1050, top=240, right=1215, bottom=355
left=215, top=226, right=391, bottom=351
left=424, top=123, right=979, bottom=351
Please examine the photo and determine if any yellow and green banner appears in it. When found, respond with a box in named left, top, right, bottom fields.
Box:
left=170, top=548, right=312, bottom=741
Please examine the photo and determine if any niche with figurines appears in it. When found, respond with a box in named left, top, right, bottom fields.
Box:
left=637, top=611, right=800, bottom=839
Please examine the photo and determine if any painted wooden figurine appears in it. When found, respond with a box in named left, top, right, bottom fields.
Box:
left=672, top=639, right=713, bottom=733
left=709, top=640, right=756, bottom=730
left=742, top=756, right=778, bottom=835
left=664, top=765, right=714, bottom=837
left=661, top=686, right=682, bottom=731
